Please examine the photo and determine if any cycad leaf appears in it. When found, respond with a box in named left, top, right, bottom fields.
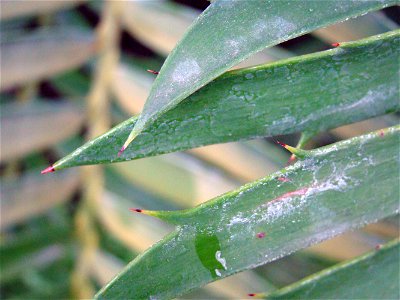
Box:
left=122, top=0, right=397, bottom=149
left=264, top=239, right=399, bottom=299
left=53, top=31, right=399, bottom=170
left=120, top=0, right=291, bottom=66
left=96, top=126, right=400, bottom=299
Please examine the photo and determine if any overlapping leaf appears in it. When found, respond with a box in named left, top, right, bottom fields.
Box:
left=54, top=31, right=399, bottom=170
left=264, top=239, right=399, bottom=299
left=122, top=0, right=397, bottom=148
left=96, top=126, right=400, bottom=299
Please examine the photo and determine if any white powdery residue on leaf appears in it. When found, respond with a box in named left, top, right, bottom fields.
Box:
left=251, top=19, right=268, bottom=40
left=269, top=115, right=297, bottom=131
left=215, top=250, right=227, bottom=270
left=362, top=155, right=376, bottom=166
left=261, top=187, right=310, bottom=223
left=257, top=164, right=358, bottom=224
left=171, top=59, right=201, bottom=85
left=227, top=212, right=250, bottom=227
left=268, top=16, right=296, bottom=40
left=342, top=84, right=395, bottom=112
left=215, top=269, right=222, bottom=277
left=225, top=38, right=244, bottom=57
left=308, top=160, right=361, bottom=198
left=299, top=84, right=395, bottom=128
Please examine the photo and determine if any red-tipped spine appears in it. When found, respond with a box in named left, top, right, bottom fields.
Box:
left=276, top=140, right=309, bottom=159
left=331, top=42, right=340, bottom=47
left=147, top=69, right=159, bottom=75
left=118, top=146, right=126, bottom=157
left=130, top=208, right=143, bottom=213
left=277, top=177, right=290, bottom=182
left=276, top=140, right=287, bottom=148
left=247, top=293, right=264, bottom=298
left=41, top=165, right=55, bottom=174
left=256, top=232, right=266, bottom=239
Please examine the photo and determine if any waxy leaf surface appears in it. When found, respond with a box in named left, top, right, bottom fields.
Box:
left=124, top=0, right=397, bottom=147
left=96, top=126, right=400, bottom=299
left=265, top=239, right=400, bottom=299
left=54, top=31, right=399, bottom=169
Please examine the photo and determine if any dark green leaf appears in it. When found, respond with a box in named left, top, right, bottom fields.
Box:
left=96, top=126, right=400, bottom=299
left=264, top=239, right=400, bottom=299
left=54, top=31, right=399, bottom=170
left=123, top=0, right=397, bottom=148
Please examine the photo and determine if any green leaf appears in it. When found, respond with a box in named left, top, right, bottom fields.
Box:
left=95, top=126, right=400, bottom=299
left=0, top=223, right=70, bottom=269
left=120, top=0, right=291, bottom=63
left=263, top=239, right=400, bottom=299
left=122, top=0, right=397, bottom=149
left=1, top=220, right=70, bottom=283
left=54, top=30, right=399, bottom=170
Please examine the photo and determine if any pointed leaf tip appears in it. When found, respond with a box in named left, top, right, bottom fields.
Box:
left=332, top=42, right=341, bottom=47
left=117, top=146, right=126, bottom=157
left=247, top=293, right=263, bottom=298
left=129, top=208, right=160, bottom=218
left=129, top=207, right=188, bottom=225
left=276, top=140, right=287, bottom=148
left=41, top=165, right=55, bottom=174
left=121, top=129, right=139, bottom=152
left=147, top=69, right=159, bottom=75
left=129, top=208, right=160, bottom=217
left=276, top=140, right=309, bottom=159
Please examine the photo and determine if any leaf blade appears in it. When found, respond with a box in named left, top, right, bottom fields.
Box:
left=124, top=0, right=398, bottom=148
left=96, top=126, right=400, bottom=299
left=265, top=239, right=400, bottom=299
left=54, top=30, right=400, bottom=170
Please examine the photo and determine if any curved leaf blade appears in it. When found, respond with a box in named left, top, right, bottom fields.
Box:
left=120, top=1, right=291, bottom=66
left=265, top=239, right=400, bottom=299
left=123, top=0, right=397, bottom=148
left=96, top=126, right=400, bottom=299
left=54, top=31, right=399, bottom=170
